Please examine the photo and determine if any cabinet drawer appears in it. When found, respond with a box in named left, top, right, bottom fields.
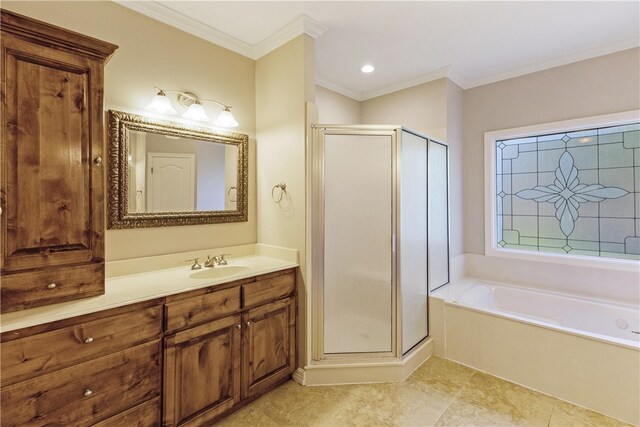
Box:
left=165, top=286, right=241, bottom=331
left=93, top=397, right=160, bottom=427
left=0, top=263, right=104, bottom=313
left=0, top=340, right=161, bottom=427
left=242, top=272, right=295, bottom=308
left=1, top=305, right=162, bottom=385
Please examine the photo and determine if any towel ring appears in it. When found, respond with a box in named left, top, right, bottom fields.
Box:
left=271, top=182, right=286, bottom=203
left=227, top=186, right=237, bottom=203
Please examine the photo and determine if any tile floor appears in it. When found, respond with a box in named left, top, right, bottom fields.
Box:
left=217, top=356, right=630, bottom=427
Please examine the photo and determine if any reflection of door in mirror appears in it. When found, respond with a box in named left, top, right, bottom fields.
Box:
left=148, top=153, right=195, bottom=212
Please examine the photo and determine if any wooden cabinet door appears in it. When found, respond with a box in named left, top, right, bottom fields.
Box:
left=0, top=11, right=116, bottom=313
left=163, top=315, right=242, bottom=426
left=242, top=297, right=296, bottom=399
left=1, top=33, right=102, bottom=272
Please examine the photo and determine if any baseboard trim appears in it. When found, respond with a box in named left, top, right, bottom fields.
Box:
left=292, top=367, right=306, bottom=385
left=299, top=338, right=433, bottom=386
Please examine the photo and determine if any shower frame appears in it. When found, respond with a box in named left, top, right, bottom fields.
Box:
left=310, top=125, right=447, bottom=364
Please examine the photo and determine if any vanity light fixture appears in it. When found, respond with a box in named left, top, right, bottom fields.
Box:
left=146, top=89, right=177, bottom=115
left=361, top=64, right=375, bottom=73
left=146, top=87, right=239, bottom=128
left=182, top=101, right=209, bottom=122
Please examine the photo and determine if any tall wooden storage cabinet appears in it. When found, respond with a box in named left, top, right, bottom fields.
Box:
left=0, top=10, right=117, bottom=313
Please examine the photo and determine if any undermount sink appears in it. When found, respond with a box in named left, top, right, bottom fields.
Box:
left=189, top=265, right=251, bottom=280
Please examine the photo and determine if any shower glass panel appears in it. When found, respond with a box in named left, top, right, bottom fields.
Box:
left=428, top=141, right=450, bottom=290
left=400, top=131, right=429, bottom=354
left=323, top=134, right=393, bottom=354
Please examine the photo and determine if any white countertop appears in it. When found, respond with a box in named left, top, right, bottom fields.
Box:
left=0, top=254, right=298, bottom=333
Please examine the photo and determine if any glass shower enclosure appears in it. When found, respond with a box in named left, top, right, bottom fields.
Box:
left=311, top=125, right=449, bottom=362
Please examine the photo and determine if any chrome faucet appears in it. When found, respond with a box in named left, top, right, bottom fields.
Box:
left=185, top=257, right=202, bottom=270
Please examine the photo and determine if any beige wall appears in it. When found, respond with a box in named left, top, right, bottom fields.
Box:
left=358, top=78, right=464, bottom=258
left=463, top=47, right=640, bottom=254
left=362, top=79, right=448, bottom=141
left=315, top=85, right=362, bottom=124
left=445, top=81, right=465, bottom=258
left=255, top=35, right=315, bottom=365
left=3, top=1, right=257, bottom=261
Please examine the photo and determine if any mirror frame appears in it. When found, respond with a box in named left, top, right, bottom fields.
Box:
left=107, top=110, right=248, bottom=229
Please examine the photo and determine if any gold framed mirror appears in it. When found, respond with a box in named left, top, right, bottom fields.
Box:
left=107, top=110, right=248, bottom=229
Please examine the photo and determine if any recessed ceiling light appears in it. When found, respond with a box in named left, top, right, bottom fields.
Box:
left=361, top=64, right=375, bottom=73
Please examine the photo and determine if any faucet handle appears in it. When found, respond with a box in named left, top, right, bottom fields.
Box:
left=185, top=257, right=202, bottom=270
left=217, top=253, right=231, bottom=265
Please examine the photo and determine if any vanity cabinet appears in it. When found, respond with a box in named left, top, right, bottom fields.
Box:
left=162, top=269, right=296, bottom=426
left=0, top=300, right=163, bottom=426
left=163, top=315, right=242, bottom=426
left=0, top=10, right=117, bottom=313
left=0, top=267, right=297, bottom=426
left=242, top=296, right=296, bottom=399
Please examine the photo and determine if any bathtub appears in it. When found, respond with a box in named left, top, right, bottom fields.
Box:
left=432, top=277, right=640, bottom=425
left=449, top=279, right=640, bottom=350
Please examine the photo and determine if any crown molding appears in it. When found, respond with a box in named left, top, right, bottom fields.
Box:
left=316, top=66, right=465, bottom=102
left=319, top=37, right=639, bottom=101
left=359, top=66, right=457, bottom=101
left=254, top=14, right=328, bottom=59
left=114, top=0, right=255, bottom=57
left=114, top=1, right=326, bottom=60
left=115, top=1, right=638, bottom=97
left=463, top=37, right=640, bottom=89
left=316, top=78, right=365, bottom=101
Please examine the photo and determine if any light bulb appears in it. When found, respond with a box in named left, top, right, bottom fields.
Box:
left=146, top=90, right=177, bottom=115
left=214, top=108, right=239, bottom=128
left=183, top=102, right=210, bottom=122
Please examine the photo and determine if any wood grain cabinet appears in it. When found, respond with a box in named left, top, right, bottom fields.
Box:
left=0, top=269, right=297, bottom=426
left=242, top=296, right=296, bottom=399
left=163, top=315, right=242, bottom=426
left=163, top=269, right=297, bottom=426
left=0, top=10, right=117, bottom=313
left=0, top=300, right=163, bottom=427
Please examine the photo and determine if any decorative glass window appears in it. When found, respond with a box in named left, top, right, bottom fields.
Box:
left=487, top=113, right=640, bottom=262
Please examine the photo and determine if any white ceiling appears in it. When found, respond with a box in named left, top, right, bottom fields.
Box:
left=117, top=1, right=640, bottom=101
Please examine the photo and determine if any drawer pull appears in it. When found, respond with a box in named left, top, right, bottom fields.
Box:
left=93, top=156, right=102, bottom=166
left=46, top=283, right=57, bottom=289
left=83, top=388, right=93, bottom=397
left=84, top=337, right=94, bottom=344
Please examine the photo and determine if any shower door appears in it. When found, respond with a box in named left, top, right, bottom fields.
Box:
left=319, top=128, right=396, bottom=356
left=428, top=140, right=450, bottom=291
left=399, top=130, right=429, bottom=354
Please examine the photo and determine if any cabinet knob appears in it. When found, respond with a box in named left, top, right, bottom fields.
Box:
left=93, top=156, right=102, bottom=166
left=46, top=283, right=57, bottom=289
left=236, top=324, right=242, bottom=330
left=245, top=321, right=252, bottom=327
left=84, top=337, right=94, bottom=344
left=83, top=389, right=93, bottom=397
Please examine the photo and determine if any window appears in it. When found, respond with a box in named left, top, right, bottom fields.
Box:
left=485, top=111, right=640, bottom=265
